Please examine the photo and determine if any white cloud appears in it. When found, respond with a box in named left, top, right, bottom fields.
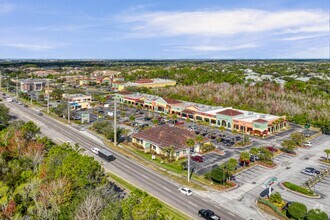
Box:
left=281, top=34, right=328, bottom=41
left=180, top=43, right=258, bottom=51
left=122, top=9, right=328, bottom=37
left=0, top=42, right=58, bottom=51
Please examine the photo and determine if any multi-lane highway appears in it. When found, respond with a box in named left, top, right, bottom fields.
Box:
left=6, top=101, right=244, bottom=220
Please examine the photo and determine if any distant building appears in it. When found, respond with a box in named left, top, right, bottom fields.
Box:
left=125, top=78, right=176, bottom=89
left=16, top=79, right=49, bottom=93
left=62, top=93, right=92, bottom=109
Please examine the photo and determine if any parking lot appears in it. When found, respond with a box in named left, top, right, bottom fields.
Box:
left=233, top=165, right=270, bottom=185
left=193, top=152, right=234, bottom=175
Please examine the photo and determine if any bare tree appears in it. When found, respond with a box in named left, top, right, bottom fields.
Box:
left=75, top=194, right=104, bottom=220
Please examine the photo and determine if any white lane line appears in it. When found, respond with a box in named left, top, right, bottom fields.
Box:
left=188, top=201, right=198, bottom=207
left=228, top=212, right=235, bottom=217
left=142, top=174, right=149, bottom=180
left=162, top=186, right=171, bottom=192
left=124, top=164, right=130, bottom=169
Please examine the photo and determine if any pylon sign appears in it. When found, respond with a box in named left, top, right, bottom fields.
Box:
left=263, top=177, right=277, bottom=189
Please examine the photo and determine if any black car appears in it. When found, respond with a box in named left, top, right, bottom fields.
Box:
left=38, top=112, right=43, bottom=116
left=198, top=209, right=221, bottom=220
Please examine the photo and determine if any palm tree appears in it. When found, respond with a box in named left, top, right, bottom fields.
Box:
left=195, top=135, right=203, bottom=152
left=250, top=147, right=259, bottom=162
left=164, top=146, right=175, bottom=162
left=240, top=151, right=250, bottom=167
left=324, top=149, right=330, bottom=161
left=219, top=126, right=226, bottom=133
left=186, top=138, right=195, bottom=149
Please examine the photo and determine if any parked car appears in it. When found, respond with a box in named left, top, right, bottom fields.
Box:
left=191, top=156, right=204, bottom=163
left=302, top=141, right=312, bottom=147
left=250, top=155, right=260, bottom=162
left=301, top=168, right=317, bottom=176
left=265, top=146, right=278, bottom=152
left=178, top=187, right=192, bottom=196
left=305, top=167, right=320, bottom=175
left=91, top=147, right=100, bottom=154
left=260, top=188, right=274, bottom=197
left=175, top=121, right=184, bottom=125
left=239, top=159, right=250, bottom=166
left=198, top=209, right=221, bottom=220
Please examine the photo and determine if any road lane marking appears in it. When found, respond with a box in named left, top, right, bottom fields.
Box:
left=228, top=212, right=235, bottom=217
left=162, top=186, right=171, bottom=192
left=123, top=164, right=130, bottom=169
left=188, top=201, right=198, bottom=207
left=142, top=174, right=149, bottom=180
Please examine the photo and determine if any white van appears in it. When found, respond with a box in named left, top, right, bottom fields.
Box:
left=6, top=97, right=12, bottom=102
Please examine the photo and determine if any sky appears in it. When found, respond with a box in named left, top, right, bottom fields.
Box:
left=0, top=0, right=329, bottom=59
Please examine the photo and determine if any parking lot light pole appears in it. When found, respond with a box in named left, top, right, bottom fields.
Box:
left=188, top=146, right=191, bottom=182
left=47, top=80, right=50, bottom=114
left=114, top=95, right=117, bottom=146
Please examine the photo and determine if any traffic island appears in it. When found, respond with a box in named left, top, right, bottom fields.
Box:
left=257, top=199, right=289, bottom=220
left=281, top=182, right=320, bottom=198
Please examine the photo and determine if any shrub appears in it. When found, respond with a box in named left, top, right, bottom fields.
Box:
left=201, top=143, right=215, bottom=153
left=287, top=202, right=307, bottom=220
left=306, top=209, right=328, bottom=220
left=283, top=182, right=314, bottom=196
left=210, top=167, right=227, bottom=183
left=257, top=199, right=288, bottom=219
left=269, top=192, right=282, bottom=205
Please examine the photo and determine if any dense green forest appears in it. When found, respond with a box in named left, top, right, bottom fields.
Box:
left=0, top=104, right=174, bottom=219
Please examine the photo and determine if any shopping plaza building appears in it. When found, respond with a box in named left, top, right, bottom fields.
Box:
left=116, top=92, right=287, bottom=137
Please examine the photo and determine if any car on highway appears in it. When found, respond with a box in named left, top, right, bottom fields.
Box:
left=178, top=187, right=192, bottom=196
left=198, top=209, right=220, bottom=220
left=191, top=155, right=204, bottom=163
left=91, top=147, right=100, bottom=154
left=37, top=112, right=43, bottom=116
left=301, top=168, right=317, bottom=176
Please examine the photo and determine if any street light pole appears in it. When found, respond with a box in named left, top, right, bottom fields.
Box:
left=47, top=80, right=50, bottom=113
left=68, top=101, right=70, bottom=124
left=0, top=70, right=2, bottom=91
left=114, top=95, right=117, bottom=146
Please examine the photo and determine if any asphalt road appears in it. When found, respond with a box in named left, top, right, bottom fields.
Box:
left=6, top=101, right=244, bottom=220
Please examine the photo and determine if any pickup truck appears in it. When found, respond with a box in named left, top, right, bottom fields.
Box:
left=198, top=209, right=221, bottom=220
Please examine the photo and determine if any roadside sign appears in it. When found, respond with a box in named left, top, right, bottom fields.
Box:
left=81, top=113, right=90, bottom=123
left=263, top=177, right=277, bottom=189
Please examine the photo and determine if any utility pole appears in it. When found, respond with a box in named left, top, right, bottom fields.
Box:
left=16, top=76, right=18, bottom=97
left=114, top=95, right=117, bottom=146
left=47, top=80, right=50, bottom=113
left=0, top=70, right=2, bottom=91
left=68, top=101, right=70, bottom=124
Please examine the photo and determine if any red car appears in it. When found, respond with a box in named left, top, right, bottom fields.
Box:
left=175, top=121, right=185, bottom=125
left=191, top=156, right=204, bottom=162
left=266, top=146, right=278, bottom=152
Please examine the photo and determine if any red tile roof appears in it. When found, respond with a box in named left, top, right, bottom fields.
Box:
left=182, top=109, right=196, bottom=115
left=132, top=125, right=195, bottom=151
left=117, top=91, right=132, bottom=95
left=217, top=109, right=243, bottom=117
left=136, top=79, right=153, bottom=83
left=163, top=98, right=182, bottom=104
left=253, top=119, right=268, bottom=123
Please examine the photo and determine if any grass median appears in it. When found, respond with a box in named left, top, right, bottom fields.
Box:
left=107, top=172, right=190, bottom=220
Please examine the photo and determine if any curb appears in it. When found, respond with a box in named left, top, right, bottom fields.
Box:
left=280, top=182, right=321, bottom=199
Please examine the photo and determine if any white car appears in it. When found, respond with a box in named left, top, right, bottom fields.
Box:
left=178, top=187, right=192, bottom=196
left=302, top=142, right=312, bottom=147
left=91, top=147, right=100, bottom=154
